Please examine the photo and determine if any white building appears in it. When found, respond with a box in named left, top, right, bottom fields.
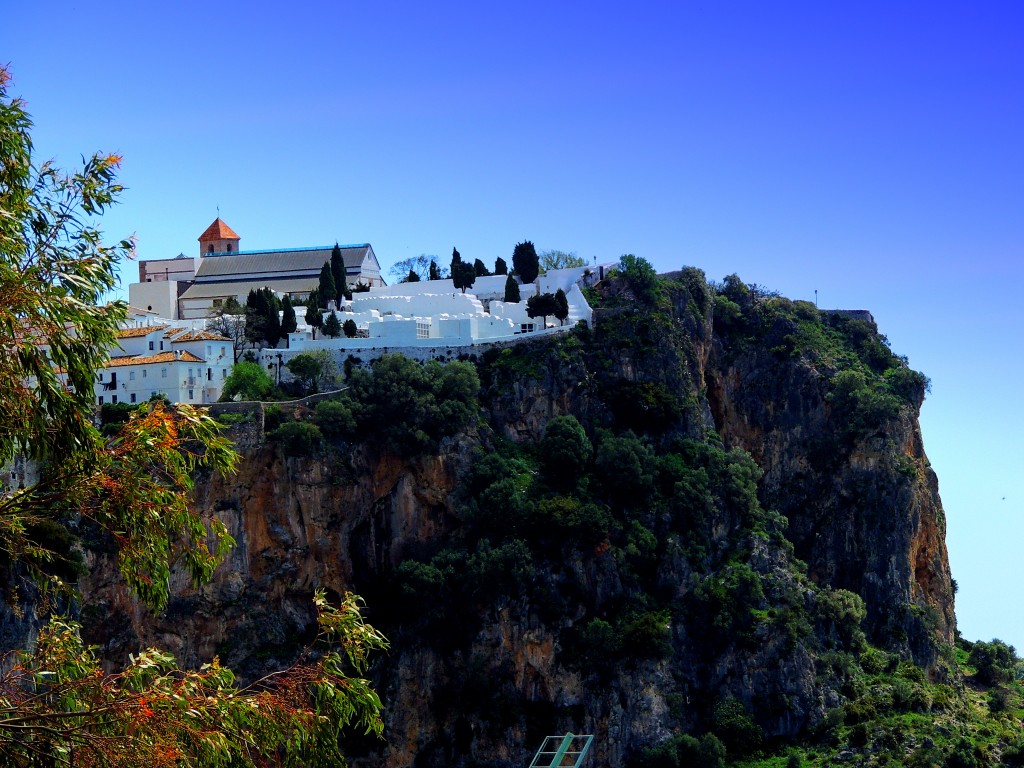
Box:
left=128, top=218, right=385, bottom=320
left=93, top=320, right=233, bottom=406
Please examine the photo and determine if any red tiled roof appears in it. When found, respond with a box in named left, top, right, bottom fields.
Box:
left=171, top=330, right=232, bottom=342
left=115, top=324, right=169, bottom=338
left=103, top=350, right=205, bottom=367
left=198, top=218, right=241, bottom=242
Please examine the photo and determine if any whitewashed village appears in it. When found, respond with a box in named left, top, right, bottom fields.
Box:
left=105, top=218, right=612, bottom=406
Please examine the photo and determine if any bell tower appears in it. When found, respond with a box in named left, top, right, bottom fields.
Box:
left=198, top=218, right=241, bottom=257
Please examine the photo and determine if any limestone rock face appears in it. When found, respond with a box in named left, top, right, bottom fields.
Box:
left=73, top=275, right=954, bottom=767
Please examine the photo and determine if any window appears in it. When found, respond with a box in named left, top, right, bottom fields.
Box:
left=207, top=368, right=212, bottom=381
left=130, top=393, right=137, bottom=404
left=111, top=395, right=118, bottom=404
left=188, top=389, right=194, bottom=400
left=416, top=321, right=431, bottom=339
left=161, top=368, right=167, bottom=378
left=98, top=396, right=104, bottom=404
left=212, top=298, right=223, bottom=308
left=142, top=369, right=147, bottom=379
left=520, top=323, right=535, bottom=334
left=222, top=368, right=227, bottom=379
left=159, top=341, right=164, bottom=350
left=208, top=244, right=214, bottom=254
left=226, top=243, right=232, bottom=253
left=148, top=341, right=154, bottom=351
left=129, top=370, right=135, bottom=381
left=98, top=372, right=104, bottom=382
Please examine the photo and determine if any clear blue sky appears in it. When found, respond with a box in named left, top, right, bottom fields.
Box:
left=5, top=1, right=1022, bottom=647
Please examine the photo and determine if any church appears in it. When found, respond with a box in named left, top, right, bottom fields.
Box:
left=128, top=218, right=385, bottom=320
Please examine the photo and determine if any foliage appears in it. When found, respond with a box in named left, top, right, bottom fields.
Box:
left=269, top=420, right=324, bottom=457
left=304, top=290, right=323, bottom=337
left=346, top=354, right=480, bottom=456
left=206, top=297, right=247, bottom=363
left=554, top=288, right=570, bottom=325
left=539, top=249, right=586, bottom=272
left=330, top=243, right=349, bottom=301
left=219, top=361, right=277, bottom=402
left=452, top=259, right=476, bottom=293
left=0, top=71, right=388, bottom=764
left=405, top=268, right=421, bottom=282
left=526, top=292, right=558, bottom=326
left=512, top=240, right=540, bottom=284
left=318, top=262, right=336, bottom=307
left=429, top=258, right=444, bottom=280
left=473, top=258, right=490, bottom=277
left=390, top=254, right=437, bottom=283
left=503, top=273, right=521, bottom=303
left=314, top=398, right=358, bottom=439
left=286, top=350, right=338, bottom=395
left=243, top=287, right=282, bottom=349
left=279, top=294, right=298, bottom=336
left=537, top=416, right=592, bottom=491
left=712, top=697, right=763, bottom=756
left=968, top=639, right=1018, bottom=686
left=0, top=591, right=386, bottom=768
left=343, top=318, right=358, bottom=338
left=615, top=253, right=660, bottom=303
left=494, top=256, right=508, bottom=275
left=323, top=310, right=342, bottom=338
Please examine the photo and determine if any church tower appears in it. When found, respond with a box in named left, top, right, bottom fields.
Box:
left=198, top=218, right=241, bottom=257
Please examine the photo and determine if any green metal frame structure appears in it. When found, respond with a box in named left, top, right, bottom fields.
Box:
left=528, top=733, right=594, bottom=767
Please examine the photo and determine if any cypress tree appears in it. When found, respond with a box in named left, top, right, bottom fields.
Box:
left=473, top=258, right=490, bottom=277
left=503, top=273, right=520, bottom=303
left=554, top=288, right=570, bottom=326
left=494, top=256, right=508, bottom=275
left=318, top=263, right=336, bottom=308
left=305, top=290, right=324, bottom=339
left=512, top=240, right=540, bottom=285
left=330, top=244, right=348, bottom=302
left=429, top=259, right=441, bottom=280
left=281, top=294, right=298, bottom=336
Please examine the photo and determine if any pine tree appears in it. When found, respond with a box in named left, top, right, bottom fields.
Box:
left=324, top=310, right=343, bottom=338
left=504, top=273, right=521, bottom=303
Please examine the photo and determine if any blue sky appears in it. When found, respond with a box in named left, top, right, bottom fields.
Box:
left=4, top=1, right=1022, bottom=647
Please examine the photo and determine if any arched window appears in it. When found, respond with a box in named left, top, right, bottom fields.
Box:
left=207, top=244, right=214, bottom=254
left=226, top=243, right=232, bottom=253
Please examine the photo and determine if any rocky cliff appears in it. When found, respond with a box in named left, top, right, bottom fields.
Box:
left=78, top=267, right=954, bottom=767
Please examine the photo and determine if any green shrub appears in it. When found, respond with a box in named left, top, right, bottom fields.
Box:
left=263, top=403, right=284, bottom=432
left=621, top=610, right=673, bottom=659
left=711, top=697, right=762, bottom=756
left=968, top=639, right=1018, bottom=686
left=538, top=415, right=592, bottom=491
left=314, top=399, right=357, bottom=438
left=220, top=361, right=277, bottom=402
left=269, top=421, right=323, bottom=457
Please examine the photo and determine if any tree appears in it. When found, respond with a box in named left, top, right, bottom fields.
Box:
left=285, top=349, right=339, bottom=395
left=539, top=249, right=586, bottom=272
left=318, top=262, right=336, bottom=307
left=428, top=259, right=443, bottom=280
left=538, top=416, right=592, bottom=490
left=503, top=273, right=521, bottom=303
left=219, top=360, right=277, bottom=401
left=406, top=268, right=421, bottom=282
left=324, top=310, right=343, bottom=338
left=494, top=256, right=508, bottom=275
left=512, top=240, right=539, bottom=285
left=207, top=296, right=247, bottom=362
left=280, top=294, right=297, bottom=336
left=554, top=288, right=570, bottom=325
left=450, top=246, right=462, bottom=279
left=243, top=287, right=281, bottom=348
left=389, top=254, right=437, bottom=283
left=473, top=258, right=490, bottom=277
left=343, top=318, right=358, bottom=338
left=453, top=260, right=476, bottom=293
left=330, top=243, right=349, bottom=302
left=0, top=68, right=386, bottom=766
left=526, top=292, right=558, bottom=327
left=305, top=290, right=323, bottom=339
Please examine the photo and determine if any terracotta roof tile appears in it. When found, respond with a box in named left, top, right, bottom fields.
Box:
left=103, top=350, right=205, bottom=367
left=198, top=218, right=241, bottom=242
left=115, top=324, right=169, bottom=338
left=171, top=330, right=232, bottom=342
